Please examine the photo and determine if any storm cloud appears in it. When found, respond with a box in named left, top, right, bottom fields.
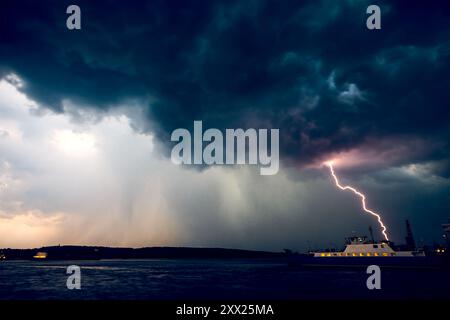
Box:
left=1, top=0, right=449, bottom=171
left=0, top=0, right=449, bottom=249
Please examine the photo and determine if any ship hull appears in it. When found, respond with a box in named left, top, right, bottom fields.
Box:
left=288, top=254, right=449, bottom=269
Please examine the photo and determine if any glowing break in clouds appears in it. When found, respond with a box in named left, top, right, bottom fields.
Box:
left=325, top=161, right=389, bottom=241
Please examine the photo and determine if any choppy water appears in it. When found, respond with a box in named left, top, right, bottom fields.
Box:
left=0, top=259, right=449, bottom=300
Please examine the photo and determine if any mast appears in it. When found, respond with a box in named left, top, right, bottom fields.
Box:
left=405, top=219, right=416, bottom=250
left=369, top=226, right=375, bottom=243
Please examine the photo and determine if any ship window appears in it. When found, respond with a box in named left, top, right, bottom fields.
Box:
left=359, top=253, right=364, bottom=256
left=352, top=253, right=357, bottom=257
left=320, top=253, right=325, bottom=257
left=373, top=245, right=378, bottom=248
left=391, top=253, right=396, bottom=256
left=374, top=253, right=379, bottom=256
left=326, top=253, right=331, bottom=257
left=382, top=253, right=388, bottom=257
left=367, top=253, right=371, bottom=256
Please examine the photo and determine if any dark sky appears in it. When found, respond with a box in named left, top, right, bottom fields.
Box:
left=0, top=0, right=449, bottom=249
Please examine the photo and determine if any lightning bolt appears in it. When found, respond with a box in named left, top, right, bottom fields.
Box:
left=325, top=161, right=389, bottom=241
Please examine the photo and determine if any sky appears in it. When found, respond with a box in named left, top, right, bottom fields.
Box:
left=0, top=0, right=449, bottom=250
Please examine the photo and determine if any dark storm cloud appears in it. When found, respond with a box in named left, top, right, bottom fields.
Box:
left=1, top=0, right=450, bottom=173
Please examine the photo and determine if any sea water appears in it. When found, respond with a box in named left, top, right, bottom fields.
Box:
left=0, top=259, right=448, bottom=300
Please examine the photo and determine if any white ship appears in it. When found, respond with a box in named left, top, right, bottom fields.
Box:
left=312, top=236, right=425, bottom=258
left=289, top=234, right=448, bottom=269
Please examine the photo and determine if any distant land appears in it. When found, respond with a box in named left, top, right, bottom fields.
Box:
left=0, top=246, right=285, bottom=260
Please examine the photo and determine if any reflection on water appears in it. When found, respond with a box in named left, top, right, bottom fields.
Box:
left=0, top=259, right=449, bottom=300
